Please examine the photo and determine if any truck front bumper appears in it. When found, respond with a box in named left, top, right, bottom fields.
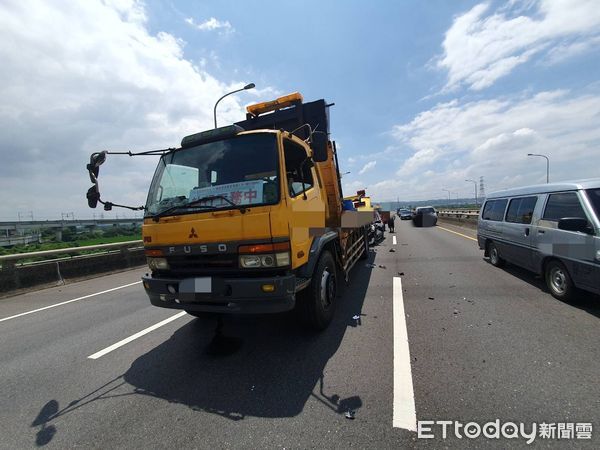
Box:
left=141, top=273, right=296, bottom=314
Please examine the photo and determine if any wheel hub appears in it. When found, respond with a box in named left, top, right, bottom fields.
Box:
left=320, top=268, right=335, bottom=309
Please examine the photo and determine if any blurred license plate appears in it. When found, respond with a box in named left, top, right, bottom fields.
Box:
left=194, top=277, right=212, bottom=293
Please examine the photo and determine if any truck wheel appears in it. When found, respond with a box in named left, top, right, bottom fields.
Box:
left=487, top=241, right=505, bottom=267
left=298, top=250, right=337, bottom=330
left=545, top=260, right=576, bottom=301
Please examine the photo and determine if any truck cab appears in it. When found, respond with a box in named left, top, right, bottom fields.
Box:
left=137, top=93, right=370, bottom=329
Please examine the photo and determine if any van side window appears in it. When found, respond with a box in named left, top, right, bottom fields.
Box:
left=505, top=196, right=537, bottom=224
left=482, top=199, right=508, bottom=221
left=542, top=192, right=586, bottom=221
left=283, top=139, right=314, bottom=197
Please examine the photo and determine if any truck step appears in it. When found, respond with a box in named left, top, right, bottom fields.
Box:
left=295, top=277, right=311, bottom=292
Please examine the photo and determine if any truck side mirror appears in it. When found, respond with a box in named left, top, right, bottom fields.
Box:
left=87, top=186, right=100, bottom=208
left=311, top=132, right=328, bottom=162
left=87, top=151, right=107, bottom=182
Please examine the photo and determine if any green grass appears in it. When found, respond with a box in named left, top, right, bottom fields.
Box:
left=76, top=235, right=141, bottom=247
left=0, top=233, right=141, bottom=256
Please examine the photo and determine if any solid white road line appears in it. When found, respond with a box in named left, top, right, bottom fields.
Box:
left=393, top=235, right=397, bottom=245
left=393, top=276, right=417, bottom=431
left=87, top=311, right=187, bottom=359
left=0, top=281, right=142, bottom=323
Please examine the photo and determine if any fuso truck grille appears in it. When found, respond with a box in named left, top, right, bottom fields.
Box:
left=167, top=255, right=236, bottom=274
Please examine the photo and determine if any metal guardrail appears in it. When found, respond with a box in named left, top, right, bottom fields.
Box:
left=437, top=210, right=479, bottom=218
left=0, top=240, right=146, bottom=293
left=0, top=240, right=143, bottom=268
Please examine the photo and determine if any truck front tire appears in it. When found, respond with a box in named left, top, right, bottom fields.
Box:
left=297, top=250, right=338, bottom=330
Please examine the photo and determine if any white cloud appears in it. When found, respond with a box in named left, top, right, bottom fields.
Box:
left=374, top=88, right=600, bottom=201
left=437, top=0, right=600, bottom=91
left=185, top=17, right=233, bottom=34
left=358, top=160, right=377, bottom=175
left=0, top=1, right=255, bottom=220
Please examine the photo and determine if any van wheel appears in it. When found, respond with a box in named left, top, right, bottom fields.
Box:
left=545, top=260, right=576, bottom=301
left=297, top=250, right=337, bottom=330
left=488, top=241, right=505, bottom=267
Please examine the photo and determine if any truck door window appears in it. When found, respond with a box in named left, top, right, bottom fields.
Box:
left=505, top=196, right=537, bottom=224
left=283, top=139, right=314, bottom=197
left=542, top=192, right=586, bottom=221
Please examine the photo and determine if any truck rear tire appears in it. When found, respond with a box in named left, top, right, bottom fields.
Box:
left=297, top=250, right=338, bottom=330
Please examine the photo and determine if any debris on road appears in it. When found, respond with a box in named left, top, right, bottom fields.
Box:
left=389, top=248, right=395, bottom=252
left=453, top=309, right=459, bottom=316
left=378, top=265, right=387, bottom=269
left=352, top=315, right=360, bottom=320
left=428, top=297, right=435, bottom=300
left=488, top=322, right=492, bottom=326
left=345, top=410, right=356, bottom=420
left=398, top=272, right=404, bottom=276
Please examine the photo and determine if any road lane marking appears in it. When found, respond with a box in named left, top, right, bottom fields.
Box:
left=393, top=235, right=397, bottom=245
left=437, top=225, right=477, bottom=242
left=393, top=276, right=417, bottom=431
left=88, top=311, right=187, bottom=359
left=0, top=281, right=142, bottom=323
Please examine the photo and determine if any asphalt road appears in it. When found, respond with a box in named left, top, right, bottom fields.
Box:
left=1, top=220, right=598, bottom=449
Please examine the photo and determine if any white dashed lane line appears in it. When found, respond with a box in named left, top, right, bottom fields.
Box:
left=0, top=281, right=142, bottom=323
left=393, top=276, right=417, bottom=431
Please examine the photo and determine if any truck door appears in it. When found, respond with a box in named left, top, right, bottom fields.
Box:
left=282, top=138, right=325, bottom=268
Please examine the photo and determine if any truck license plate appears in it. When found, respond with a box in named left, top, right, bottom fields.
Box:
left=194, top=277, right=212, bottom=293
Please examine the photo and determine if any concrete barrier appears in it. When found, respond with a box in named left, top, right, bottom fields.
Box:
left=0, top=241, right=145, bottom=294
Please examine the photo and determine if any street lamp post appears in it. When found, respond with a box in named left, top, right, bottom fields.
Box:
left=442, top=189, right=451, bottom=206
left=527, top=153, right=550, bottom=183
left=465, top=179, right=478, bottom=207
left=213, top=83, right=256, bottom=128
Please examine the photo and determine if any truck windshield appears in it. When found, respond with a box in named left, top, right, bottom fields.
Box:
left=145, top=134, right=279, bottom=217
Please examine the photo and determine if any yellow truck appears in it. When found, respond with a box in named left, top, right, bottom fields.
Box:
left=86, top=92, right=371, bottom=329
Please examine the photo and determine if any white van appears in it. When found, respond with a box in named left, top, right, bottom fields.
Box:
left=477, top=179, right=600, bottom=300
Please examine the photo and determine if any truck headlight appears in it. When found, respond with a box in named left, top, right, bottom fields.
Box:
left=239, top=251, right=290, bottom=268
left=240, top=255, right=261, bottom=268
left=275, top=252, right=290, bottom=266
left=147, top=257, right=169, bottom=271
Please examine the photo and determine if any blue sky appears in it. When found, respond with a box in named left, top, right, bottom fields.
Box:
left=1, top=0, right=599, bottom=219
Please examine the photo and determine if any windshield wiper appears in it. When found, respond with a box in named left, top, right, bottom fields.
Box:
left=198, top=195, right=247, bottom=214
left=150, top=195, right=246, bottom=222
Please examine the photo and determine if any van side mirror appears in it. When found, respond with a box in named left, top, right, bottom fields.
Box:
left=558, top=217, right=593, bottom=234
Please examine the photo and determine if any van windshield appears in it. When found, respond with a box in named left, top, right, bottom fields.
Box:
left=586, top=188, right=600, bottom=220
